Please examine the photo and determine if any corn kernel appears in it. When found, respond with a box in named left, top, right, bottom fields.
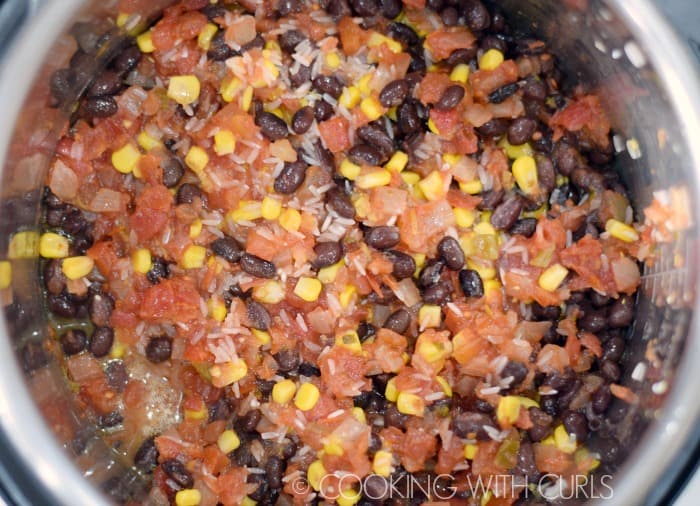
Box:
left=295, top=382, right=320, bottom=411
left=260, top=196, right=282, bottom=220
left=253, top=280, right=285, bottom=304
left=373, top=450, right=393, bottom=477
left=209, top=359, right=248, bottom=387
left=109, top=339, right=127, bottom=359
left=412, top=252, right=426, bottom=275
left=605, top=219, right=639, bottom=242
left=357, top=73, right=372, bottom=96
left=272, top=378, right=297, bottom=404
left=39, top=233, right=69, bottom=259
left=496, top=395, right=522, bottom=426
left=251, top=328, right=271, bottom=346
left=279, top=208, right=302, bottom=232
left=213, top=129, right=236, bottom=156
left=418, top=304, right=442, bottom=330
left=339, top=284, right=356, bottom=308
left=339, top=86, right=361, bottom=109
left=351, top=406, right=367, bottom=424
left=337, top=487, right=361, bottom=506
left=116, top=12, right=129, bottom=27
left=385, top=378, right=398, bottom=402
left=356, top=169, right=392, bottom=189
left=385, top=151, right=409, bottom=172
left=318, top=260, right=343, bottom=284
left=132, top=248, right=152, bottom=274
left=186, top=219, right=202, bottom=240
left=61, top=256, right=94, bottom=280
left=442, top=153, right=462, bottom=167
left=459, top=179, right=483, bottom=195
left=241, top=85, right=254, bottom=111
left=386, top=106, right=397, bottom=121
left=185, top=403, right=208, bottom=421
left=137, top=131, right=162, bottom=151
left=512, top=155, right=539, bottom=195
left=323, top=434, right=344, bottom=456
left=217, top=429, right=241, bottom=453
left=208, top=298, right=227, bottom=322
left=538, top=263, right=568, bottom=292
left=325, top=51, right=341, bottom=69
left=417, top=339, right=451, bottom=363
left=400, top=171, right=421, bottom=186
left=418, top=171, right=447, bottom=201
left=112, top=144, right=141, bottom=174
left=175, top=489, right=201, bottom=506
left=0, top=261, right=12, bottom=289
left=307, top=460, right=326, bottom=491
left=479, top=49, right=504, bottom=70
left=294, top=276, right=322, bottom=302
left=499, top=138, right=533, bottom=160
left=168, top=75, right=201, bottom=106
left=554, top=424, right=578, bottom=454
left=241, top=497, right=257, bottom=506
left=367, top=32, right=402, bottom=53
left=450, top=63, right=470, bottom=83
left=335, top=330, right=362, bottom=354
left=481, top=490, right=492, bottom=506
left=220, top=76, right=243, bottom=103
left=460, top=443, right=477, bottom=460
left=136, top=30, right=155, bottom=53
left=8, top=231, right=38, bottom=259
left=198, top=23, right=218, bottom=50
left=473, top=222, right=496, bottom=235
left=185, top=145, right=209, bottom=174
left=484, top=279, right=502, bottom=296
left=396, top=392, right=425, bottom=417
left=340, top=158, right=362, bottom=181
left=228, top=200, right=262, bottom=223
left=182, top=244, right=207, bottom=269
left=427, top=117, right=440, bottom=135
left=360, top=96, right=384, bottom=121
left=454, top=208, right=476, bottom=228
left=436, top=376, right=452, bottom=397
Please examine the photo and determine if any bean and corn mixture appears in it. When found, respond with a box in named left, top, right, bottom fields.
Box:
left=38, top=0, right=680, bottom=504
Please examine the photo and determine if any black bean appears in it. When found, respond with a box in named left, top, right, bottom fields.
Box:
left=299, top=362, right=321, bottom=377
left=87, top=71, right=122, bottom=98
left=509, top=217, right=537, bottom=237
left=44, top=259, right=67, bottom=295
left=481, top=34, right=508, bottom=53
left=602, top=336, right=625, bottom=362
left=241, top=34, right=265, bottom=53
left=351, top=0, right=379, bottom=16
left=207, top=32, right=237, bottom=61
left=134, top=436, right=159, bottom=472
left=291, top=106, right=314, bottom=134
left=266, top=456, right=285, bottom=490
left=176, top=183, right=203, bottom=205
left=533, top=155, right=555, bottom=194
left=314, top=241, right=343, bottom=268
left=105, top=360, right=129, bottom=393
left=379, top=79, right=409, bottom=108
left=348, top=144, right=382, bottom=166
left=579, top=309, right=607, bottom=333
left=209, top=398, right=232, bottom=422
left=99, top=410, right=123, bottom=428
left=274, top=348, right=300, bottom=373
left=531, top=302, right=560, bottom=321
left=353, top=322, right=375, bottom=344
left=488, top=83, right=519, bottom=104
left=364, top=475, right=390, bottom=502
left=446, top=47, right=477, bottom=66
left=256, top=111, right=289, bottom=141
left=278, top=29, right=306, bottom=53
left=562, top=410, right=588, bottom=442
left=591, top=385, right=611, bottom=414
left=386, top=250, right=415, bottom=279
left=397, top=99, right=421, bottom=135
left=415, top=260, right=441, bottom=289
left=238, top=409, right=262, bottom=433
left=112, top=45, right=141, bottom=74
left=289, top=64, right=311, bottom=88
left=357, top=123, right=394, bottom=158
left=314, top=99, right=334, bottom=122
left=502, top=360, right=528, bottom=387
left=211, top=236, right=243, bottom=263
left=385, top=404, right=408, bottom=428
left=436, top=236, right=465, bottom=271
left=50, top=68, right=77, bottom=102
left=458, top=269, right=483, bottom=298
left=201, top=3, right=228, bottom=20
left=527, top=407, right=553, bottom=441
left=440, top=6, right=459, bottom=26
left=491, top=195, right=523, bottom=230
left=422, top=280, right=452, bottom=304
left=240, top=253, right=277, bottom=279
left=47, top=292, right=76, bottom=318
left=380, top=309, right=409, bottom=335
left=435, top=85, right=465, bottom=111
left=314, top=139, right=336, bottom=173
left=600, top=360, right=621, bottom=383
left=477, top=189, right=505, bottom=211
left=464, top=0, right=491, bottom=31
left=326, top=187, right=355, bottom=219
left=81, top=96, right=118, bottom=118
left=365, top=226, right=400, bottom=250
left=160, top=156, right=185, bottom=188
left=477, top=118, right=509, bottom=138
left=89, top=292, right=114, bottom=327
left=60, top=329, right=88, bottom=356
left=147, top=257, right=169, bottom=284
left=546, top=368, right=576, bottom=393
left=246, top=300, right=271, bottom=331
left=541, top=395, right=559, bottom=416
left=451, top=412, right=492, bottom=439
left=161, top=459, right=194, bottom=490
left=312, top=74, right=343, bottom=99
left=608, top=295, right=634, bottom=328
left=145, top=336, right=172, bottom=364
left=89, top=327, right=114, bottom=358
left=379, top=0, right=402, bottom=18
left=591, top=291, right=611, bottom=308
left=274, top=161, right=307, bottom=194
left=507, top=117, right=537, bottom=145
left=387, top=22, right=419, bottom=47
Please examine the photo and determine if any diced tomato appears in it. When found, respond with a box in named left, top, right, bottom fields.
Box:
left=87, top=240, right=121, bottom=278
left=398, top=200, right=456, bottom=252
left=471, top=440, right=507, bottom=478
left=470, top=60, right=519, bottom=101
left=418, top=73, right=454, bottom=105
left=319, top=347, right=371, bottom=398
left=152, top=11, right=208, bottom=51
left=338, top=17, right=367, bottom=55
left=425, top=28, right=477, bottom=61
left=318, top=116, right=351, bottom=153
left=399, top=427, right=437, bottom=472
left=139, top=278, right=203, bottom=323
left=533, top=443, right=573, bottom=474
left=550, top=94, right=611, bottom=147
left=129, top=185, right=173, bottom=242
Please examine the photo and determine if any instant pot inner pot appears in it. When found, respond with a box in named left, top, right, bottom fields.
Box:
left=0, top=0, right=697, bottom=504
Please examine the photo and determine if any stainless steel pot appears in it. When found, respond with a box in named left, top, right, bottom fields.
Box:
left=1, top=0, right=699, bottom=504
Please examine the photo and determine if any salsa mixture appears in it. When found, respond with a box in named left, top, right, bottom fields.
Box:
left=38, top=0, right=675, bottom=504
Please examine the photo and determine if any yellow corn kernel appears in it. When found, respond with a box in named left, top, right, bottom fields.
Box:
left=307, top=460, right=326, bottom=491
left=436, top=376, right=452, bottom=397
left=208, top=298, right=227, bottom=322
left=325, top=51, right=341, bottom=69
left=351, top=406, right=367, bottom=424
left=214, top=129, right=236, bottom=156
left=116, top=12, right=129, bottom=27
left=484, top=279, right=502, bottom=297
left=554, top=424, right=578, bottom=454
left=385, top=151, right=408, bottom=172
left=360, top=96, right=384, bottom=121
left=251, top=328, right=271, bottom=346
left=418, top=304, right=442, bottom=329
left=209, top=359, right=248, bottom=387
left=137, top=131, right=163, bottom=151
left=229, top=200, right=263, bottom=223
left=294, top=276, right=322, bottom=302
left=442, top=153, right=462, bottom=167
left=418, top=171, right=447, bottom=201
left=112, top=144, right=141, bottom=174
left=339, top=284, right=356, bottom=308
left=356, top=169, right=392, bottom=189
left=217, top=429, right=241, bottom=453
left=396, top=392, right=425, bottom=417
left=265, top=39, right=281, bottom=52
left=109, top=339, right=127, bottom=359
left=253, top=280, right=285, bottom=304
left=454, top=208, right=476, bottom=228
left=337, top=487, right=361, bottom=506
left=357, top=73, right=373, bottom=96
left=464, top=443, right=478, bottom=460
left=184, top=403, right=208, bottom=421
left=185, top=145, right=209, bottom=174
left=8, top=231, right=38, bottom=259
left=417, top=339, right=451, bottom=363
left=605, top=219, right=639, bottom=242
left=241, top=85, right=254, bottom=111
left=39, top=232, right=69, bottom=259
left=187, top=219, right=202, bottom=239
left=339, top=86, right=361, bottom=109
left=340, top=158, right=362, bottom=181
left=220, top=76, right=243, bottom=103
left=473, top=221, right=496, bottom=236
left=261, top=196, right=282, bottom=220
left=385, top=378, right=398, bottom=402
left=168, top=75, right=201, bottom=106
left=295, top=382, right=320, bottom=411
left=459, top=179, right=483, bottom=195
left=198, top=23, right=218, bottom=50
left=496, top=395, right=522, bottom=426
left=479, top=49, right=504, bottom=70
left=335, top=330, right=362, bottom=354
left=386, top=106, right=397, bottom=121
left=132, top=248, right=152, bottom=274
left=538, top=263, right=568, bottom=292
left=512, top=155, right=539, bottom=195
left=481, top=490, right=492, bottom=506
left=400, top=171, right=421, bottom=186
left=427, top=117, right=440, bottom=135
left=182, top=244, right=207, bottom=269
left=0, top=261, right=10, bottom=289
left=272, top=378, right=297, bottom=404
left=136, top=30, right=155, bottom=53
left=450, top=63, right=470, bottom=83
left=61, top=256, right=94, bottom=280
left=323, top=434, right=345, bottom=456
left=175, top=489, right=201, bottom=506
left=241, top=497, right=257, bottom=506
left=499, top=138, right=533, bottom=160
left=373, top=450, right=393, bottom=477
left=318, top=260, right=343, bottom=284
left=279, top=208, right=302, bottom=232
left=367, top=32, right=402, bottom=53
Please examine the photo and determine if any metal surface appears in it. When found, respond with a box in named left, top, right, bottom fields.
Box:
left=0, top=0, right=699, bottom=505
